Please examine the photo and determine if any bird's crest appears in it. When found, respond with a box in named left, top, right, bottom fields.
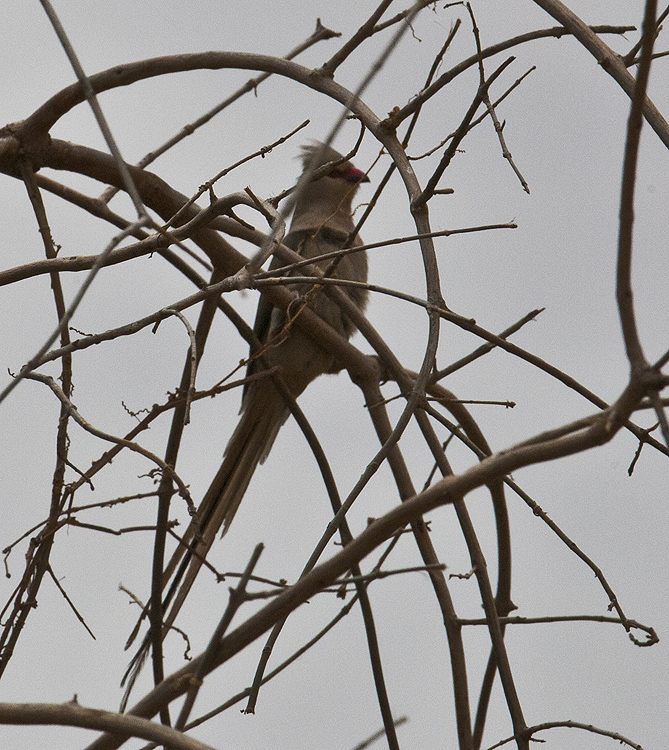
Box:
left=299, top=141, right=367, bottom=183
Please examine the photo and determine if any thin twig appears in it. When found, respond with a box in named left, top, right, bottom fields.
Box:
left=387, top=24, right=635, bottom=126
left=22, top=372, right=194, bottom=510
left=488, top=719, right=645, bottom=750
left=99, top=18, right=339, bottom=202
left=466, top=2, right=530, bottom=192
left=166, top=121, right=309, bottom=231
left=0, top=159, right=74, bottom=677
left=413, top=56, right=516, bottom=208
left=155, top=310, right=198, bottom=424
left=622, top=2, right=669, bottom=64
left=175, top=544, right=264, bottom=730
left=38, top=0, right=148, bottom=216
left=47, top=565, right=96, bottom=640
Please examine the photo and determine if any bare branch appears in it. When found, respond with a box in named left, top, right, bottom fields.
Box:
left=616, top=0, right=657, bottom=371
left=0, top=701, right=219, bottom=750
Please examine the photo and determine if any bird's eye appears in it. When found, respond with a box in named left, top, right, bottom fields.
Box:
left=328, top=167, right=347, bottom=179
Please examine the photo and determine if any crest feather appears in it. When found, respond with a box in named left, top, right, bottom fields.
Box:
left=299, top=140, right=349, bottom=171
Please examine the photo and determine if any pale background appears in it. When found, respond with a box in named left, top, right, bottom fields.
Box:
left=1, top=2, right=668, bottom=749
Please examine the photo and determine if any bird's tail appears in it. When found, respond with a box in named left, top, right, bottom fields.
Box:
left=161, top=379, right=287, bottom=629
left=121, top=380, right=287, bottom=702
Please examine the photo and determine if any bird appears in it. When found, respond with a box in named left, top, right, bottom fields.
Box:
left=125, top=142, right=370, bottom=681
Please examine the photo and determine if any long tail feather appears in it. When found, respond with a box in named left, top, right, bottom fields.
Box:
left=121, top=380, right=287, bottom=705
left=162, top=381, right=287, bottom=630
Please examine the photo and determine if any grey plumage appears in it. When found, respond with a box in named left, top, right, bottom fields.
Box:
left=128, top=143, right=370, bottom=672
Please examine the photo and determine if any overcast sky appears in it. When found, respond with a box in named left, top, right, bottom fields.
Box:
left=1, top=2, right=668, bottom=750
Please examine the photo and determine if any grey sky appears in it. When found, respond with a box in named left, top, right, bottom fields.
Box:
left=1, top=3, right=667, bottom=750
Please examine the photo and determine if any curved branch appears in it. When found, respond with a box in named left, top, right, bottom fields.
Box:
left=0, top=701, right=218, bottom=750
left=617, top=0, right=656, bottom=370
left=84, top=373, right=648, bottom=750
left=16, top=52, right=379, bottom=141
left=387, top=25, right=636, bottom=126
left=530, top=0, right=669, bottom=147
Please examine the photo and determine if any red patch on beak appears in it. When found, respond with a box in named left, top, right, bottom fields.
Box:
left=344, top=166, right=370, bottom=183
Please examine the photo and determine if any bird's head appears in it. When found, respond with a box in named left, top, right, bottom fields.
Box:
left=300, top=141, right=370, bottom=185
left=288, top=141, right=369, bottom=236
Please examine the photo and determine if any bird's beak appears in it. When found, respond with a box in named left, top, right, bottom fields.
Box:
left=347, top=167, right=369, bottom=183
